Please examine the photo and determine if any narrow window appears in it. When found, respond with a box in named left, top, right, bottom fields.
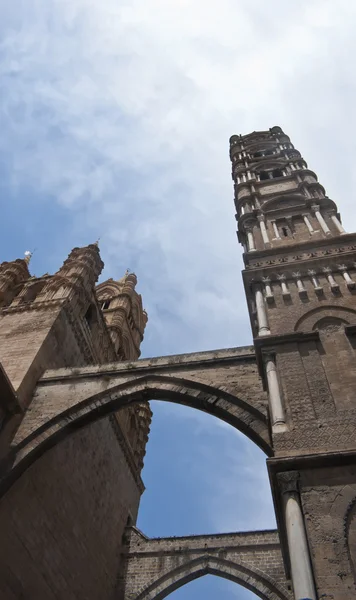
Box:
left=282, top=227, right=289, bottom=237
left=101, top=299, right=111, bottom=310
left=84, top=305, right=95, bottom=329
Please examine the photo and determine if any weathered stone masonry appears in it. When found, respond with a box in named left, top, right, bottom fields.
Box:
left=122, top=528, right=291, bottom=600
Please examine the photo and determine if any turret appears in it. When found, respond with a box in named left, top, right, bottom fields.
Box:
left=96, top=271, right=151, bottom=474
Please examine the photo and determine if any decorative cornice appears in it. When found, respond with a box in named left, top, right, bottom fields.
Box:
left=244, top=235, right=356, bottom=272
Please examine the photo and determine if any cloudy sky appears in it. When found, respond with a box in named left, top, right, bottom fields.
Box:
left=2, top=1, right=356, bottom=598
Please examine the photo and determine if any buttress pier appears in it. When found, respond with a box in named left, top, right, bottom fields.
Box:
left=231, top=126, right=356, bottom=599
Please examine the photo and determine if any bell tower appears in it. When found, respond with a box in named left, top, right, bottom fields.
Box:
left=230, top=127, right=356, bottom=599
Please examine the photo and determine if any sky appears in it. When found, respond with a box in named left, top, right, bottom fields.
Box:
left=2, top=1, right=356, bottom=598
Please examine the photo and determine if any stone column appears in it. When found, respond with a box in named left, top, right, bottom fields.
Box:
left=264, top=354, right=285, bottom=425
left=303, top=214, right=314, bottom=234
left=258, top=216, right=270, bottom=246
left=262, top=277, right=273, bottom=302
left=329, top=211, right=346, bottom=234
left=278, top=472, right=316, bottom=600
left=338, top=265, right=355, bottom=289
left=322, top=267, right=339, bottom=291
left=271, top=220, right=281, bottom=240
left=255, top=287, right=270, bottom=336
left=311, top=204, right=331, bottom=236
left=292, top=272, right=307, bottom=297
left=245, top=223, right=256, bottom=252
left=308, top=269, right=323, bottom=295
left=277, top=274, right=290, bottom=296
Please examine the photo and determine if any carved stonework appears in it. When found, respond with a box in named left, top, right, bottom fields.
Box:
left=277, top=471, right=300, bottom=494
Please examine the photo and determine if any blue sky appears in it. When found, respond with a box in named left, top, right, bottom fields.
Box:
left=2, top=1, right=356, bottom=598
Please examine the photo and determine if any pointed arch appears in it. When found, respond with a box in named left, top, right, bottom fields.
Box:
left=132, top=555, right=291, bottom=600
left=294, top=305, right=356, bottom=332
left=1, top=372, right=271, bottom=497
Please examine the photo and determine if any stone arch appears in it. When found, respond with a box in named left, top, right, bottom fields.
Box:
left=132, top=555, right=290, bottom=600
left=294, top=305, right=356, bottom=332
left=1, top=373, right=271, bottom=496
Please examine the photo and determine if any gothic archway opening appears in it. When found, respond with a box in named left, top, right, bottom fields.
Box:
left=127, top=554, right=290, bottom=600
left=137, top=402, right=275, bottom=538
left=155, top=573, right=262, bottom=600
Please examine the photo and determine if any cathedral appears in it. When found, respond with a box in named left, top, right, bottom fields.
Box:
left=1, top=126, right=356, bottom=599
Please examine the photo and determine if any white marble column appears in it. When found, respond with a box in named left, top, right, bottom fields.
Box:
left=277, top=274, right=290, bottom=296
left=255, top=287, right=270, bottom=336
left=311, top=204, right=331, bottom=236
left=308, top=269, right=322, bottom=294
left=246, top=226, right=256, bottom=252
left=292, top=272, right=307, bottom=296
left=262, top=277, right=274, bottom=303
left=271, top=220, right=281, bottom=240
left=264, top=354, right=285, bottom=425
left=330, top=212, right=346, bottom=234
left=338, top=265, right=355, bottom=288
left=303, top=214, right=314, bottom=234
left=258, top=217, right=270, bottom=246
left=279, top=472, right=316, bottom=600
left=323, top=267, right=339, bottom=290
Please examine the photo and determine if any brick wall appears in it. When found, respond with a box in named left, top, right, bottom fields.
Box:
left=0, top=417, right=142, bottom=599
left=122, top=528, right=291, bottom=600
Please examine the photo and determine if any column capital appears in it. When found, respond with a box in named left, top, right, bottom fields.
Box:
left=311, top=203, right=320, bottom=212
left=244, top=219, right=255, bottom=232
left=278, top=471, right=300, bottom=494
left=292, top=271, right=301, bottom=278
left=262, top=351, right=275, bottom=363
left=338, top=264, right=347, bottom=272
left=277, top=273, right=286, bottom=281
left=262, top=276, right=271, bottom=283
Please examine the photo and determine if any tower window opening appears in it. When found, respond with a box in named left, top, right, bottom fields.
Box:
left=259, top=171, right=269, bottom=181
left=272, top=169, right=283, bottom=179
left=84, top=305, right=95, bottom=329
left=282, top=227, right=289, bottom=237
left=101, top=299, right=111, bottom=310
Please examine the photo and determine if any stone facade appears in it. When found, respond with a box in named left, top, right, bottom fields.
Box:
left=0, top=244, right=151, bottom=598
left=1, top=127, right=356, bottom=598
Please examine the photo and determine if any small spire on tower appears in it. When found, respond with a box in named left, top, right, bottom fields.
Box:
left=24, top=250, right=32, bottom=264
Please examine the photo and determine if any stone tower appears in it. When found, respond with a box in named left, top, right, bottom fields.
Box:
left=231, top=126, right=356, bottom=599
left=0, top=244, right=151, bottom=598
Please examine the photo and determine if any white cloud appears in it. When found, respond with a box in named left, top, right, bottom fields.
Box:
left=2, top=0, right=356, bottom=356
